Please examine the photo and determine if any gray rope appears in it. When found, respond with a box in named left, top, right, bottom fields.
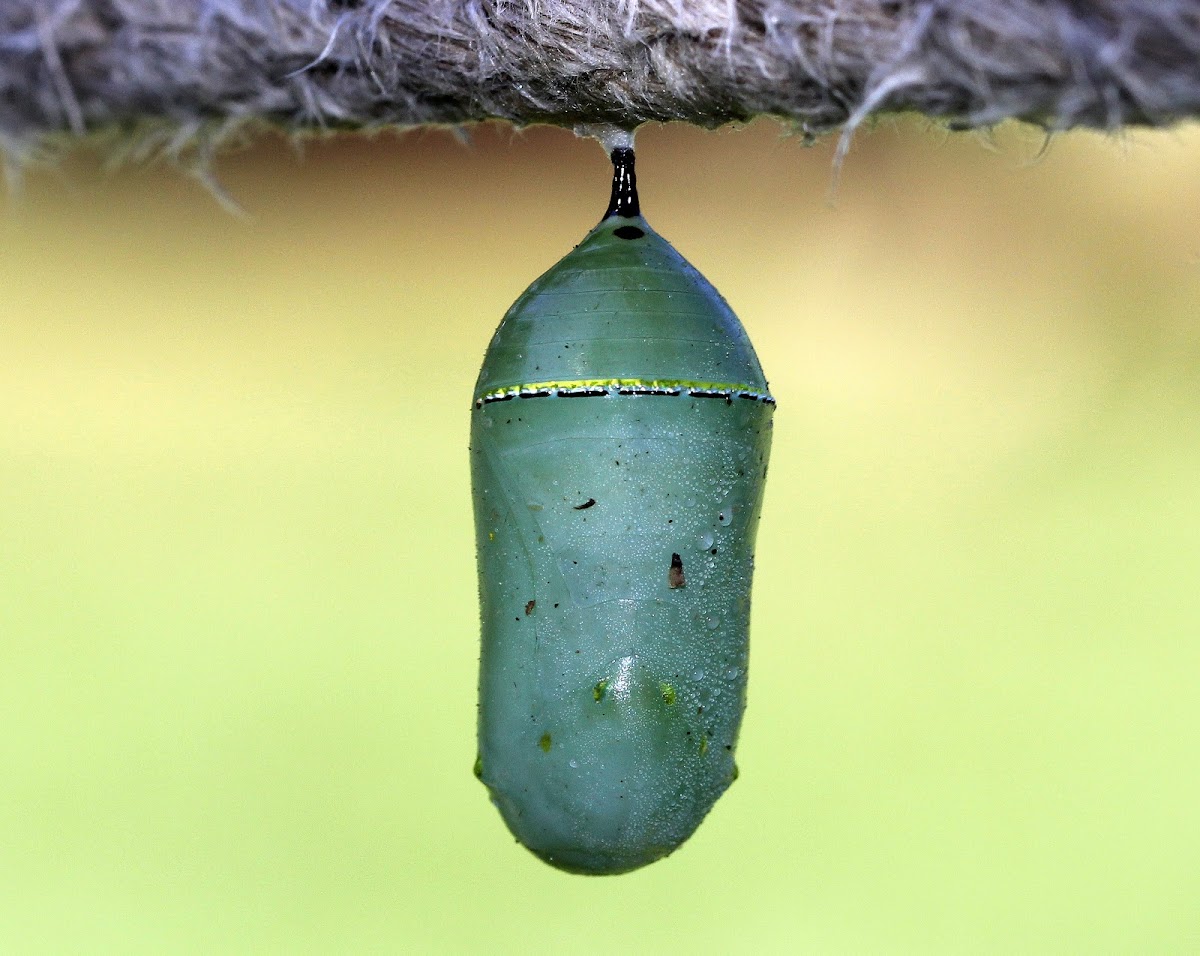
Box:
left=3, top=0, right=1199, bottom=162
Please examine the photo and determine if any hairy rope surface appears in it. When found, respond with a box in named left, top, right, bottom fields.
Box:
left=2, top=0, right=1199, bottom=161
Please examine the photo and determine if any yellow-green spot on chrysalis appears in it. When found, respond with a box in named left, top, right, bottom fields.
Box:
left=473, top=754, right=483, bottom=779
left=660, top=682, right=676, bottom=705
left=593, top=678, right=609, bottom=702
left=539, top=732, right=552, bottom=753
left=699, top=734, right=709, bottom=757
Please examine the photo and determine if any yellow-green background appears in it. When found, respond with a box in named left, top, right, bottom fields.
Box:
left=2, top=119, right=1199, bottom=952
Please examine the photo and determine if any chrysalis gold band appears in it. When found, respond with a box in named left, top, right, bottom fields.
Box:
left=474, top=378, right=776, bottom=408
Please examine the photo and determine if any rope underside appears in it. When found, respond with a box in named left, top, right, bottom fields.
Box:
left=2, top=0, right=1199, bottom=162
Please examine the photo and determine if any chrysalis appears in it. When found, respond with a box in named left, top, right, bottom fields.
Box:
left=471, top=147, right=774, bottom=874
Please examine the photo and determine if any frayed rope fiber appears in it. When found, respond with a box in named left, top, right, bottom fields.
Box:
left=3, top=0, right=1199, bottom=159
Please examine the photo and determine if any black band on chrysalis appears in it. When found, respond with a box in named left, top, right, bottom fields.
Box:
left=603, top=147, right=640, bottom=219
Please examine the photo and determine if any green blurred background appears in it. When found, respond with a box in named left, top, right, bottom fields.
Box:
left=2, top=118, right=1199, bottom=952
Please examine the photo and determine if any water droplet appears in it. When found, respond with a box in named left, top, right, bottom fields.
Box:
left=481, top=417, right=493, bottom=429
left=698, top=532, right=714, bottom=550
left=717, top=508, right=734, bottom=526
left=706, top=615, right=720, bottom=630
left=712, top=686, right=722, bottom=697
left=725, top=666, right=740, bottom=680
left=692, top=668, right=706, bottom=681
left=684, top=496, right=698, bottom=509
left=568, top=759, right=579, bottom=769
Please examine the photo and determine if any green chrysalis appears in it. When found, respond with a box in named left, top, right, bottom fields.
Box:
left=471, top=148, right=774, bottom=875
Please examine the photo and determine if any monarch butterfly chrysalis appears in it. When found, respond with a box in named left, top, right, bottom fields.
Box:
left=471, top=147, right=774, bottom=875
